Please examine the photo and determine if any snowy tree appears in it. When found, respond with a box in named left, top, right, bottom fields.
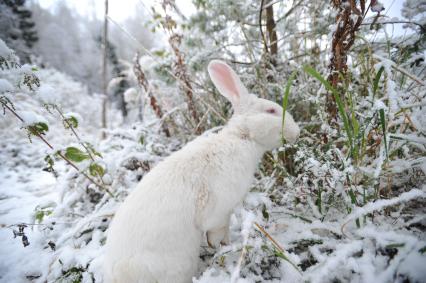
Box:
left=0, top=0, right=38, bottom=62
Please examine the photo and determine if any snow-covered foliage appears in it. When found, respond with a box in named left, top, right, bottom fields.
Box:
left=1, top=0, right=426, bottom=282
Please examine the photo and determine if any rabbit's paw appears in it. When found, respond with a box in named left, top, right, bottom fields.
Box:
left=207, top=226, right=229, bottom=248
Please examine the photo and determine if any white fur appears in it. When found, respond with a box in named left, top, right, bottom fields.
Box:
left=103, top=60, right=300, bottom=283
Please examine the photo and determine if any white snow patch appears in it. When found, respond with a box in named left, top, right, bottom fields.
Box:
left=0, top=38, right=12, bottom=57
left=102, top=173, right=113, bottom=185
left=373, top=99, right=387, bottom=111
left=0, top=78, right=14, bottom=93
left=64, top=111, right=83, bottom=124
left=17, top=111, right=48, bottom=127
left=371, top=1, right=385, bottom=12
left=36, top=84, right=58, bottom=104
left=124, top=87, right=139, bottom=103
left=398, top=251, right=426, bottom=282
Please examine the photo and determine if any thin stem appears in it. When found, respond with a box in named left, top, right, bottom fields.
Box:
left=254, top=222, right=285, bottom=252
left=55, top=106, right=109, bottom=188
left=361, top=20, right=426, bottom=33
left=55, top=106, right=95, bottom=161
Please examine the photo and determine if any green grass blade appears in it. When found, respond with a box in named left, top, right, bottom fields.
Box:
left=379, top=108, right=388, bottom=160
left=274, top=248, right=302, bottom=274
left=373, top=66, right=385, bottom=98
left=303, top=66, right=353, bottom=151
left=281, top=70, right=298, bottom=143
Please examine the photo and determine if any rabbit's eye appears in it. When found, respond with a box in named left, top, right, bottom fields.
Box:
left=266, top=108, right=276, bottom=114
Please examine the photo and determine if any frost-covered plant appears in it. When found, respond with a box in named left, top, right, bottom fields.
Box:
left=0, top=37, right=180, bottom=281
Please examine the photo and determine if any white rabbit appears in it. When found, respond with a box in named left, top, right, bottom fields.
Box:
left=103, top=60, right=300, bottom=283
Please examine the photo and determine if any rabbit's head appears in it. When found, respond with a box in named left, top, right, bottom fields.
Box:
left=208, top=60, right=299, bottom=150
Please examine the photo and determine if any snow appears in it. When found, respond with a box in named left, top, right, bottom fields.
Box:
left=344, top=188, right=426, bottom=223
left=102, top=173, right=112, bottom=185
left=17, top=110, right=48, bottom=127
left=0, top=38, right=12, bottom=57
left=36, top=84, right=58, bottom=104
left=398, top=252, right=426, bottom=282
left=371, top=1, right=385, bottom=13
left=373, top=99, right=387, bottom=111
left=230, top=211, right=256, bottom=283
left=63, top=111, right=83, bottom=124
left=124, top=87, right=139, bottom=103
left=0, top=78, right=13, bottom=93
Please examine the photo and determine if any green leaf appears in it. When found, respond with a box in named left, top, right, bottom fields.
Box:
left=153, top=50, right=166, bottom=57
left=34, top=205, right=53, bottom=223
left=89, top=162, right=105, bottom=177
left=348, top=189, right=358, bottom=205
left=303, top=65, right=353, bottom=152
left=274, top=248, right=302, bottom=274
left=281, top=70, right=298, bottom=143
left=29, top=122, right=49, bottom=135
left=348, top=189, right=360, bottom=228
left=262, top=203, right=269, bottom=221
left=285, top=213, right=312, bottom=223
left=385, top=243, right=405, bottom=249
left=64, top=116, right=78, bottom=128
left=64, top=147, right=89, bottom=162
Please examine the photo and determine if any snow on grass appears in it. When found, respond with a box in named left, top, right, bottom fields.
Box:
left=344, top=188, right=426, bottom=223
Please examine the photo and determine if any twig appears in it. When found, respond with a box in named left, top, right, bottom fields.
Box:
left=133, top=52, right=171, bottom=137
left=327, top=0, right=370, bottom=119
left=101, top=0, right=109, bottom=139
left=160, top=1, right=201, bottom=132
left=254, top=222, right=285, bottom=252
left=265, top=0, right=278, bottom=65
left=259, top=0, right=269, bottom=53
left=276, top=0, right=305, bottom=23
left=254, top=222, right=302, bottom=274
left=361, top=20, right=426, bottom=33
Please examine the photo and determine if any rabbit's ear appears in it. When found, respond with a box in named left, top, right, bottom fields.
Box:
left=208, top=60, right=249, bottom=110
